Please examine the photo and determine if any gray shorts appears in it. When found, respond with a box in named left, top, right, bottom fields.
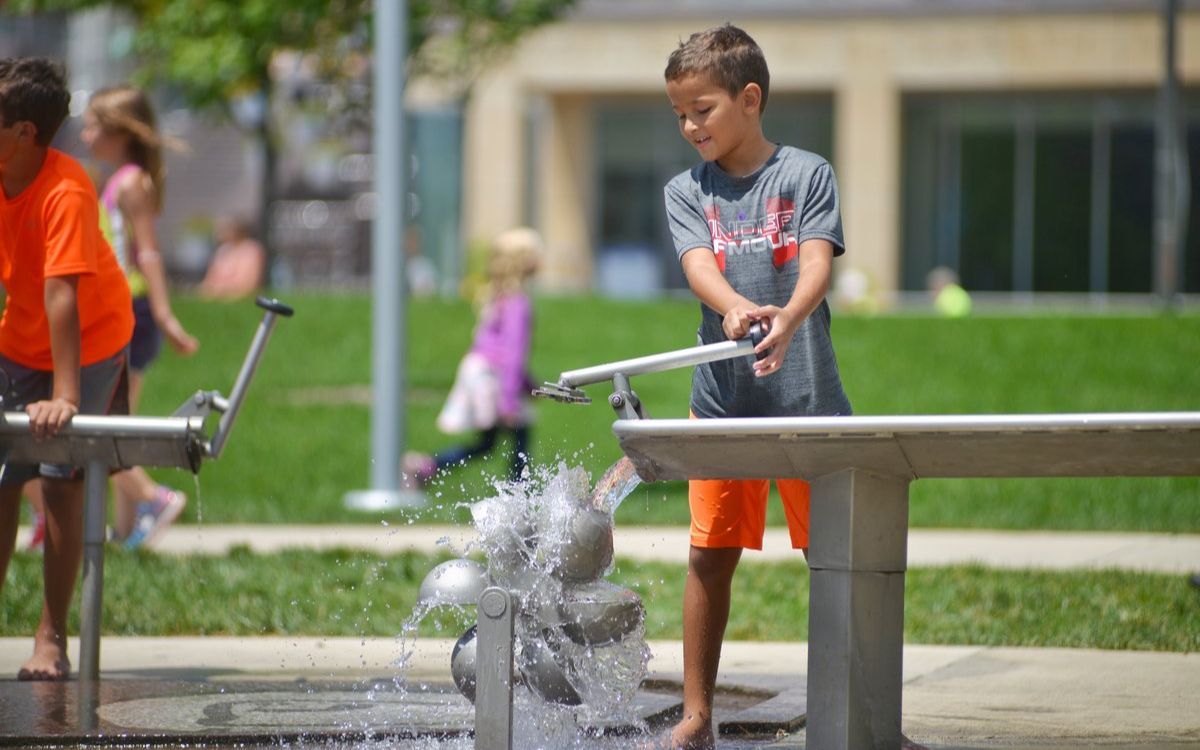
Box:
left=0, top=348, right=130, bottom=486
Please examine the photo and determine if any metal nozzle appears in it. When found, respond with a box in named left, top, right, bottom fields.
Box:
left=532, top=382, right=591, bottom=404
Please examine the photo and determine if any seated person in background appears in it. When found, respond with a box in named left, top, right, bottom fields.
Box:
left=199, top=216, right=265, bottom=300
left=926, top=265, right=972, bottom=318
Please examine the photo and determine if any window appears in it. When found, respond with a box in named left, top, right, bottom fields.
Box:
left=902, top=91, right=1200, bottom=296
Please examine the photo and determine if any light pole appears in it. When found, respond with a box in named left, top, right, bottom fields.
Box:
left=344, top=0, right=424, bottom=510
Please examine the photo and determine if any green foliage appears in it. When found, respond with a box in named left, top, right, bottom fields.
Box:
left=4, top=0, right=577, bottom=111
left=2, top=549, right=1195, bottom=651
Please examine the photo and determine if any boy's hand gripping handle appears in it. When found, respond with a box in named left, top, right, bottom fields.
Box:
left=748, top=322, right=770, bottom=361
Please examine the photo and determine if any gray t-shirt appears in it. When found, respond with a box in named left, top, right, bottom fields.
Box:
left=664, top=145, right=853, bottom=419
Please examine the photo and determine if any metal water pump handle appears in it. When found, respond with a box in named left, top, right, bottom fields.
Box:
left=534, top=322, right=769, bottom=405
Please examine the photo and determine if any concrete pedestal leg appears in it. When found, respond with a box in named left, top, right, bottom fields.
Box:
left=807, top=468, right=911, bottom=750
left=475, top=587, right=516, bottom=750
left=78, top=459, right=108, bottom=684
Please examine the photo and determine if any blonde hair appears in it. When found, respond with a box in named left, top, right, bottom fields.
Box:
left=482, top=227, right=542, bottom=301
left=87, top=86, right=181, bottom=211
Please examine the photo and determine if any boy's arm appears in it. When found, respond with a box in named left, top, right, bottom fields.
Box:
left=748, top=238, right=835, bottom=377
left=28, top=275, right=82, bottom=438
left=680, top=248, right=760, bottom=340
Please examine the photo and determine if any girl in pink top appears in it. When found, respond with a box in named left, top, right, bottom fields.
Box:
left=82, top=86, right=198, bottom=547
left=404, top=228, right=541, bottom=486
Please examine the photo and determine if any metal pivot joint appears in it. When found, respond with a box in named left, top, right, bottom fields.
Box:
left=608, top=372, right=646, bottom=421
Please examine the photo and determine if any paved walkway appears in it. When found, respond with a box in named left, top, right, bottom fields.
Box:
left=1, top=636, right=1197, bottom=747
left=17, top=523, right=1197, bottom=573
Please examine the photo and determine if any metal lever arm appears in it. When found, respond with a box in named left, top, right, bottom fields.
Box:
left=557, top=323, right=766, bottom=389
left=205, top=296, right=294, bottom=458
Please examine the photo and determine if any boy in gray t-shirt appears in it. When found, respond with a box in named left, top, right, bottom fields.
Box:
left=662, top=24, right=852, bottom=750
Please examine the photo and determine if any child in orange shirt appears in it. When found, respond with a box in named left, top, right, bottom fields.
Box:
left=0, top=58, right=134, bottom=680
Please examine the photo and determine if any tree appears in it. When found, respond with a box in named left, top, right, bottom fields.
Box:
left=5, top=0, right=576, bottom=276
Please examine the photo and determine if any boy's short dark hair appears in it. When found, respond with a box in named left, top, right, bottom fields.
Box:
left=664, top=24, right=770, bottom=114
left=0, top=57, right=71, bottom=146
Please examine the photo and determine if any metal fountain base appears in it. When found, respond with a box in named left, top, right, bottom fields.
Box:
left=0, top=675, right=806, bottom=748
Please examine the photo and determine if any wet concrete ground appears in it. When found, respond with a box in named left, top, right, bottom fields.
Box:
left=0, top=676, right=798, bottom=749
left=5, top=675, right=1196, bottom=750
left=2, top=637, right=1198, bottom=749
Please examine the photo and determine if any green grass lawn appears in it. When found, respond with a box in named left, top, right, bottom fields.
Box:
left=122, top=293, right=1200, bottom=531
left=2, top=549, right=1195, bottom=652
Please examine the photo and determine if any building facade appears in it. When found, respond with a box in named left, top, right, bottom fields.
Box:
left=460, top=1, right=1200, bottom=302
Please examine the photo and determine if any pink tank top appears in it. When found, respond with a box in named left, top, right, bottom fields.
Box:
left=99, top=163, right=148, bottom=297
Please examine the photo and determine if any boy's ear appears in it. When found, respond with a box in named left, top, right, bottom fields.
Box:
left=741, top=83, right=763, bottom=114
left=16, top=121, right=38, bottom=143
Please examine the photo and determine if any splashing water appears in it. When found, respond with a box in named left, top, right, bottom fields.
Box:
left=192, top=472, right=203, bottom=524
left=589, top=456, right=643, bottom=514
left=410, top=459, right=653, bottom=748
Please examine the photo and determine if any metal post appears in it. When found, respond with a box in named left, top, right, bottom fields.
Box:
left=475, top=587, right=516, bottom=750
left=78, top=679, right=99, bottom=733
left=1012, top=106, right=1036, bottom=297
left=346, top=0, right=420, bottom=511
left=1089, top=103, right=1112, bottom=298
left=207, top=300, right=290, bottom=459
left=806, top=469, right=911, bottom=750
left=1154, top=0, right=1188, bottom=304
left=78, top=458, right=109, bottom=684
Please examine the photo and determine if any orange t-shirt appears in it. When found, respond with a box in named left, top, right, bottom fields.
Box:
left=0, top=149, right=133, bottom=370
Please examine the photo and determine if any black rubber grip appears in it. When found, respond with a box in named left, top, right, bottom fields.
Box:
left=256, top=296, right=295, bottom=317
left=749, top=322, right=770, bottom=361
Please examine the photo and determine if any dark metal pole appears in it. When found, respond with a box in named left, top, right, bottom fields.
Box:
left=1155, top=0, right=1189, bottom=305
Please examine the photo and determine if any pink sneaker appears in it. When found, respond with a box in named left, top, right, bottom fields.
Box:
left=402, top=452, right=437, bottom=489
left=26, top=512, right=45, bottom=552
left=124, top=486, right=187, bottom=550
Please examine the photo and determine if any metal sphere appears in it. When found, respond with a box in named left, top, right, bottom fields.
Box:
left=552, top=509, right=614, bottom=583
left=518, top=636, right=582, bottom=706
left=558, top=581, right=644, bottom=646
left=417, top=558, right=488, bottom=607
left=451, top=625, right=478, bottom=702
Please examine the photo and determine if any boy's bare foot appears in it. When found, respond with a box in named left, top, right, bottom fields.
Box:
left=17, top=635, right=70, bottom=681
left=667, top=713, right=715, bottom=750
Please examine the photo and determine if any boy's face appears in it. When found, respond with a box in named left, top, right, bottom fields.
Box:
left=666, top=72, right=761, bottom=164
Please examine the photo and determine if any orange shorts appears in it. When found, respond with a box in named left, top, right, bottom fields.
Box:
left=689, top=476, right=811, bottom=550
left=686, top=413, right=810, bottom=550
